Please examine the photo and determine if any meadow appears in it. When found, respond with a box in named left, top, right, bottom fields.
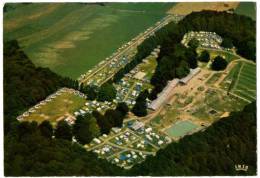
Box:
left=235, top=2, right=256, bottom=20
left=24, top=90, right=86, bottom=125
left=4, top=3, right=174, bottom=79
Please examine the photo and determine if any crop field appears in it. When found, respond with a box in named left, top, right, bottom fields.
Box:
left=20, top=89, right=86, bottom=125
left=235, top=2, right=256, bottom=20
left=4, top=3, right=175, bottom=79
left=230, top=62, right=256, bottom=102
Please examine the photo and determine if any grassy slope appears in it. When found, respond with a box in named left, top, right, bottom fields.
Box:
left=26, top=91, right=86, bottom=125
left=235, top=2, right=256, bottom=20
left=4, top=3, right=174, bottom=79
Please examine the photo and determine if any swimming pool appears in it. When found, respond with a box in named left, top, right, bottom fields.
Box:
left=165, top=120, right=199, bottom=138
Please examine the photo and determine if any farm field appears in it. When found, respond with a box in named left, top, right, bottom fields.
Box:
left=167, top=2, right=239, bottom=15
left=19, top=88, right=86, bottom=125
left=221, top=61, right=256, bottom=102
left=4, top=3, right=175, bottom=79
left=235, top=2, right=256, bottom=20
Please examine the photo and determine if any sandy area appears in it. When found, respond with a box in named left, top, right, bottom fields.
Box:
left=167, top=2, right=240, bottom=15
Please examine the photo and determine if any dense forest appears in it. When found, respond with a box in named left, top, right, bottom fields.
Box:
left=4, top=121, right=123, bottom=176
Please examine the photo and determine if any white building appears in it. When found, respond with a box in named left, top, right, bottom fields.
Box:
left=148, top=78, right=179, bottom=111
left=179, top=67, right=201, bottom=85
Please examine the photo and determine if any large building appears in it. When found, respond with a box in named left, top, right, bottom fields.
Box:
left=179, top=67, right=201, bottom=85
left=148, top=79, right=180, bottom=111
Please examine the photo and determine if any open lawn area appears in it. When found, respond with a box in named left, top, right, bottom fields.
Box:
left=22, top=89, right=86, bottom=125
left=4, top=3, right=174, bottom=79
left=137, top=55, right=157, bottom=81
left=197, top=48, right=239, bottom=64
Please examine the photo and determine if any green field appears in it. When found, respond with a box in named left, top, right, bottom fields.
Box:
left=166, top=120, right=199, bottom=138
left=231, top=62, right=256, bottom=102
left=235, top=2, right=256, bottom=20
left=4, top=3, right=175, bottom=79
left=24, top=90, right=86, bottom=125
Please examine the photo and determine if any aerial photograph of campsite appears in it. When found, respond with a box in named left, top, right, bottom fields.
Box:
left=3, top=1, right=257, bottom=176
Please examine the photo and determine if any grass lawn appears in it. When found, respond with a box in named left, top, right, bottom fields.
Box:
left=138, top=56, right=157, bottom=80
left=205, top=88, right=248, bottom=112
left=165, top=120, right=199, bottom=138
left=191, top=86, right=248, bottom=122
left=219, top=61, right=242, bottom=90
left=197, top=48, right=238, bottom=64
left=4, top=3, right=175, bottom=79
left=235, top=2, right=256, bottom=20
left=24, top=90, right=86, bottom=125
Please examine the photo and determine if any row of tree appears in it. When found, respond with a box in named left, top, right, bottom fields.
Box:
left=111, top=19, right=183, bottom=83
left=149, top=43, right=198, bottom=100
left=79, top=82, right=117, bottom=102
